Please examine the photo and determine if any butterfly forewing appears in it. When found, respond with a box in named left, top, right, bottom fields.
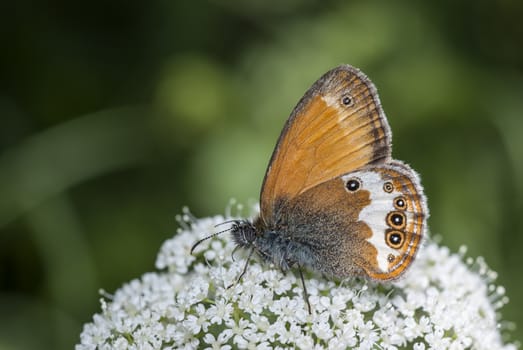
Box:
left=260, top=65, right=392, bottom=223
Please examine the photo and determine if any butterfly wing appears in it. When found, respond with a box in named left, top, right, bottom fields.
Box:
left=260, top=65, right=392, bottom=223
left=342, top=162, right=427, bottom=280
left=286, top=161, right=427, bottom=280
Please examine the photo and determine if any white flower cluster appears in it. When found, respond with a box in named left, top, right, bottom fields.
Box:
left=77, top=209, right=517, bottom=350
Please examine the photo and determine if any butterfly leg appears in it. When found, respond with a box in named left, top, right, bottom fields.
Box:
left=227, top=247, right=255, bottom=289
left=230, top=244, right=241, bottom=262
left=280, top=242, right=295, bottom=272
left=298, top=264, right=312, bottom=315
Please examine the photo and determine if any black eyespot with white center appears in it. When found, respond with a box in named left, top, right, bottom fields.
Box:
left=392, top=214, right=403, bottom=225
left=383, top=181, right=394, bottom=193
left=387, top=211, right=406, bottom=230
left=341, top=94, right=354, bottom=107
left=345, top=178, right=361, bottom=192
left=386, top=230, right=405, bottom=249
left=394, top=196, right=407, bottom=210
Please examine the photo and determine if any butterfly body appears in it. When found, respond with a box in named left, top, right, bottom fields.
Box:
left=194, top=64, right=428, bottom=289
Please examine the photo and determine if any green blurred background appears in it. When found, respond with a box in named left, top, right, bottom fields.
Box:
left=1, top=0, right=522, bottom=348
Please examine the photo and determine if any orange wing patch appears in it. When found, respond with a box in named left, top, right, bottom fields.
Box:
left=260, top=65, right=392, bottom=223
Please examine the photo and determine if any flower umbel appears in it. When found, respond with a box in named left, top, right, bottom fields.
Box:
left=77, top=208, right=517, bottom=350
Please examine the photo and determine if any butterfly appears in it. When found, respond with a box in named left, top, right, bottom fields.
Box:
left=192, top=64, right=428, bottom=313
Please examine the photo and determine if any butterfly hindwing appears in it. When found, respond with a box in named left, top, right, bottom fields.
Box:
left=281, top=161, right=427, bottom=280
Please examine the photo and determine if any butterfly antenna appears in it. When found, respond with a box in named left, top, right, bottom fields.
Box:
left=298, top=264, right=312, bottom=315
left=214, top=219, right=239, bottom=227
left=226, top=247, right=255, bottom=289
left=190, top=225, right=235, bottom=255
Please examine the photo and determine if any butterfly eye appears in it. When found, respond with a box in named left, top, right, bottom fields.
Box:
left=386, top=230, right=405, bottom=249
left=341, top=94, right=354, bottom=106
left=387, top=211, right=406, bottom=230
left=345, top=178, right=361, bottom=192
left=394, top=196, right=407, bottom=210
left=383, top=182, right=394, bottom=193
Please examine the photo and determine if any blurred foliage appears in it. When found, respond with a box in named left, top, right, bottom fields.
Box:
left=1, top=0, right=523, bottom=348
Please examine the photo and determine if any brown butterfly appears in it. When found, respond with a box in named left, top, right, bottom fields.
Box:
left=192, top=64, right=428, bottom=312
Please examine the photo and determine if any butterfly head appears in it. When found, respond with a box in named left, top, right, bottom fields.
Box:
left=231, top=220, right=258, bottom=248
